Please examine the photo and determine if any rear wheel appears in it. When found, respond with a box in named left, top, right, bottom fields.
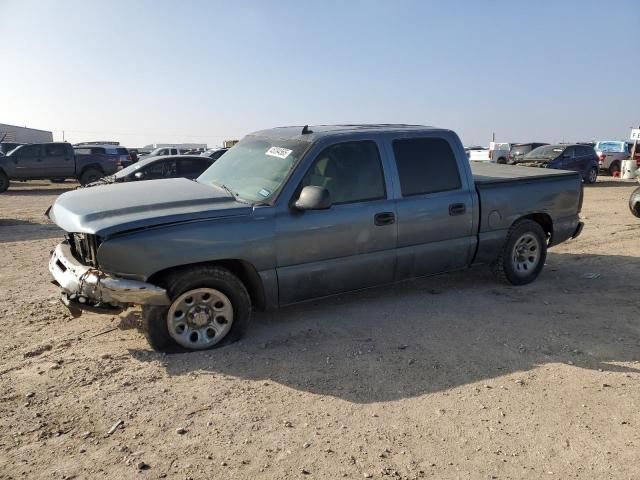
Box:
left=609, top=161, right=620, bottom=176
left=79, top=168, right=102, bottom=185
left=0, top=171, right=9, bottom=193
left=585, top=166, right=598, bottom=184
left=497, top=157, right=507, bottom=164
left=142, top=265, right=251, bottom=352
left=492, top=219, right=547, bottom=285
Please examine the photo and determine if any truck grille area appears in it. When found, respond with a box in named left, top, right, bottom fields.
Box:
left=67, top=233, right=100, bottom=267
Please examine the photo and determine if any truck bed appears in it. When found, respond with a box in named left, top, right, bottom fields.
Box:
left=470, top=162, right=583, bottom=266
left=471, top=162, right=579, bottom=185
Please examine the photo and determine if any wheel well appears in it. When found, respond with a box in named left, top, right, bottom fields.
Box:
left=519, top=213, right=553, bottom=241
left=79, top=164, right=104, bottom=176
left=148, top=259, right=267, bottom=311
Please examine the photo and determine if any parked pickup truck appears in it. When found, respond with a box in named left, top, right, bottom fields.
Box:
left=47, top=125, right=584, bottom=352
left=0, top=142, right=120, bottom=192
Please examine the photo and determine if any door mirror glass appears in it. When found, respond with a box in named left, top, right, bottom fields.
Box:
left=134, top=171, right=145, bottom=180
left=294, top=186, right=331, bottom=210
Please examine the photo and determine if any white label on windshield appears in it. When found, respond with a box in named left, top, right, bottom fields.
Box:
left=265, top=147, right=292, bottom=159
left=258, top=188, right=271, bottom=197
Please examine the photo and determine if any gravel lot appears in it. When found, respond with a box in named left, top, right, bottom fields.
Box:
left=1, top=179, right=639, bottom=480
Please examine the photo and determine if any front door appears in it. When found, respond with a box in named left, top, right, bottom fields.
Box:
left=275, top=140, right=397, bottom=305
left=11, top=145, right=43, bottom=178
left=558, top=146, right=576, bottom=171
left=389, top=136, right=476, bottom=279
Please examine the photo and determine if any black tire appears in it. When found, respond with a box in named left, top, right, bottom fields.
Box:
left=0, top=171, right=9, bottom=193
left=497, top=157, right=507, bottom=164
left=609, top=161, right=620, bottom=176
left=492, top=219, right=547, bottom=286
left=629, top=186, right=640, bottom=219
left=585, top=166, right=598, bottom=184
left=79, top=168, right=103, bottom=186
left=142, top=265, right=251, bottom=352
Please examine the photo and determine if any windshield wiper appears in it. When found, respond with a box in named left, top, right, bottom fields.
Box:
left=211, top=182, right=253, bottom=205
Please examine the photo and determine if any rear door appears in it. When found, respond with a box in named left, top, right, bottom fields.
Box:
left=389, top=135, right=476, bottom=279
left=10, top=145, right=43, bottom=178
left=44, top=143, right=74, bottom=177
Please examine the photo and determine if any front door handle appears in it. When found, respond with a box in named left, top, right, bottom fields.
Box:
left=374, top=211, right=395, bottom=226
left=449, top=203, right=466, bottom=216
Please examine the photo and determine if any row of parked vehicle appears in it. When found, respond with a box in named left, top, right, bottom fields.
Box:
left=465, top=141, right=640, bottom=184
left=0, top=141, right=229, bottom=192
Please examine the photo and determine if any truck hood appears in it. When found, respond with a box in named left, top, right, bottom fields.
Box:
left=49, top=178, right=253, bottom=237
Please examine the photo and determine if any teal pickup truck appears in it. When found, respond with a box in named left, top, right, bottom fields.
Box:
left=47, top=125, right=584, bottom=351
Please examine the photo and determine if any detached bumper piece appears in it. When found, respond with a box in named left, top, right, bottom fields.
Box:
left=49, top=242, right=170, bottom=315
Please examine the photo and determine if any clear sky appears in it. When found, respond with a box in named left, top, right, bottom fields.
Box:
left=1, top=0, right=638, bottom=147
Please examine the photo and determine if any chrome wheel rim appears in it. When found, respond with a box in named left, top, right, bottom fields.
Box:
left=167, top=288, right=233, bottom=349
left=511, top=233, right=540, bottom=277
left=589, top=168, right=597, bottom=183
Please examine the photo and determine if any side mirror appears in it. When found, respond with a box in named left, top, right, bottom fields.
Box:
left=294, top=186, right=331, bottom=211
left=134, top=171, right=145, bottom=180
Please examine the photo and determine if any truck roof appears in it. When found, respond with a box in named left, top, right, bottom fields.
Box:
left=251, top=124, right=446, bottom=141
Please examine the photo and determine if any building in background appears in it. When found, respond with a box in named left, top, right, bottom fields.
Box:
left=0, top=123, right=53, bottom=143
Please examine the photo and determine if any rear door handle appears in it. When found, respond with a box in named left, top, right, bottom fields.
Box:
left=449, top=203, right=466, bottom=216
left=374, top=212, right=395, bottom=226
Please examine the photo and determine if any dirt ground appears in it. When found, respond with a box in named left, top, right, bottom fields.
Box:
left=0, top=179, right=639, bottom=480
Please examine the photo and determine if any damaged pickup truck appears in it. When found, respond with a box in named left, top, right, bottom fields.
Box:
left=48, top=125, right=584, bottom=352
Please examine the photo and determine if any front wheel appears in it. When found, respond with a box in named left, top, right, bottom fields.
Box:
left=585, top=166, right=598, bottom=184
left=492, top=219, right=547, bottom=285
left=142, top=265, right=251, bottom=352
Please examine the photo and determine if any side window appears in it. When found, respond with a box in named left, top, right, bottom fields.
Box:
left=45, top=144, right=67, bottom=156
left=17, top=145, right=41, bottom=157
left=300, top=141, right=386, bottom=204
left=74, top=148, right=91, bottom=155
left=563, top=147, right=575, bottom=158
left=179, top=158, right=208, bottom=176
left=144, top=159, right=177, bottom=179
left=170, top=148, right=177, bottom=155
left=90, top=147, right=106, bottom=155
left=582, top=146, right=595, bottom=157
left=211, top=150, right=226, bottom=160
left=392, top=138, right=461, bottom=196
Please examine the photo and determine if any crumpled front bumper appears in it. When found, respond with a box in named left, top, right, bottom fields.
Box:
left=49, top=242, right=170, bottom=312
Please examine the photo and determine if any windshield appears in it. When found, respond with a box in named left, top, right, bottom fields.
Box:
left=595, top=141, right=626, bottom=153
left=197, top=135, right=310, bottom=203
left=524, top=145, right=563, bottom=159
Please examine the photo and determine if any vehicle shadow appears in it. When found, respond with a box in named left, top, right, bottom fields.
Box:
left=129, top=252, right=640, bottom=403
left=0, top=219, right=62, bottom=243
left=4, top=187, right=74, bottom=196
left=590, top=180, right=638, bottom=188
